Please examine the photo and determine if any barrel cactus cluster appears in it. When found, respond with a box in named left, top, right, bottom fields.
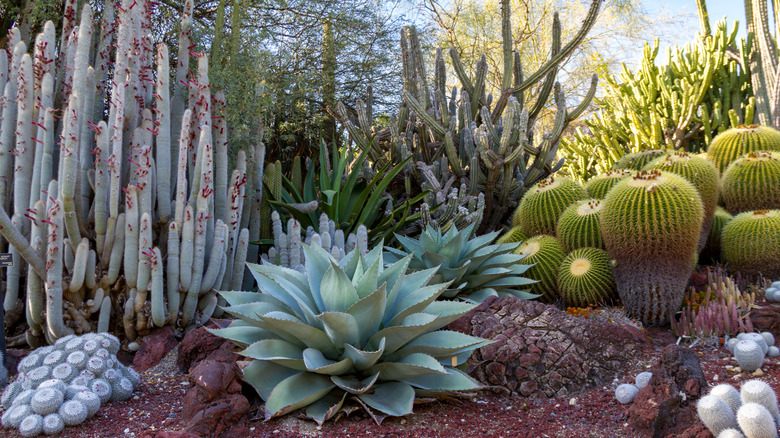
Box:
left=698, top=380, right=780, bottom=438
left=1, top=333, right=137, bottom=436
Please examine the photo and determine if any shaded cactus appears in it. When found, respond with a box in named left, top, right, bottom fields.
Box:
left=515, top=176, right=588, bottom=237
left=557, top=247, right=616, bottom=308
left=721, top=209, right=780, bottom=279
left=583, top=169, right=633, bottom=199
left=514, top=235, right=565, bottom=302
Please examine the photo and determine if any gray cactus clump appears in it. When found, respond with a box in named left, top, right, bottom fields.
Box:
left=730, top=331, right=778, bottom=372
left=698, top=380, right=780, bottom=438
left=0, top=0, right=266, bottom=348
left=0, top=333, right=138, bottom=435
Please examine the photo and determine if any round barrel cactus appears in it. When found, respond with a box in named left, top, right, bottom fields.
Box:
left=611, top=149, right=670, bottom=171
left=721, top=151, right=780, bottom=214
left=556, top=199, right=604, bottom=252
left=600, top=170, right=704, bottom=325
left=721, top=209, right=780, bottom=279
left=583, top=169, right=633, bottom=199
left=708, top=124, right=780, bottom=173
left=702, top=206, right=733, bottom=261
left=496, top=226, right=528, bottom=245
left=514, top=235, right=566, bottom=302
left=557, top=247, right=616, bottom=308
left=514, top=176, right=588, bottom=237
left=644, top=151, right=719, bottom=252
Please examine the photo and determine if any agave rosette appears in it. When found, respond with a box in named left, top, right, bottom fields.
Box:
left=384, top=223, right=537, bottom=302
left=210, top=243, right=490, bottom=424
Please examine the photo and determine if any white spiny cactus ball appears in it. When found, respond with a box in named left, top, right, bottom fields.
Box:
left=734, top=340, right=765, bottom=372
left=0, top=333, right=139, bottom=436
left=615, top=383, right=639, bottom=404
left=765, top=281, right=780, bottom=303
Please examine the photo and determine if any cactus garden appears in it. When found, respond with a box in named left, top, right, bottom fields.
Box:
left=0, top=0, right=779, bottom=436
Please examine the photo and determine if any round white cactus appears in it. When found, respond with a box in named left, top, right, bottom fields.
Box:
left=711, top=384, right=742, bottom=414
left=742, top=333, right=770, bottom=355
left=89, top=379, right=112, bottom=404
left=59, top=400, right=88, bottom=426
left=729, top=338, right=741, bottom=354
left=2, top=404, right=32, bottom=428
left=18, top=413, right=43, bottom=437
left=735, top=340, right=766, bottom=372
left=30, top=388, right=64, bottom=415
left=740, top=380, right=780, bottom=424
left=42, top=413, right=64, bottom=435
left=760, top=332, right=775, bottom=347
left=736, top=403, right=779, bottom=438
left=72, top=390, right=101, bottom=418
left=718, top=429, right=747, bottom=438
left=698, top=394, right=739, bottom=436
left=635, top=371, right=652, bottom=390
left=616, top=383, right=639, bottom=404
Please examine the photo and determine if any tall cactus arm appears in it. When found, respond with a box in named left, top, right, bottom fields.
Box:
left=149, top=247, right=165, bottom=327
left=155, top=44, right=172, bottom=221
left=750, top=0, right=778, bottom=89
left=213, top=90, right=228, bottom=224
left=567, top=74, right=599, bottom=121
left=0, top=202, right=46, bottom=279
left=61, top=93, right=82, bottom=243
left=500, top=0, right=513, bottom=91
left=45, top=199, right=71, bottom=340
left=14, top=52, right=35, bottom=235
left=695, top=0, right=712, bottom=37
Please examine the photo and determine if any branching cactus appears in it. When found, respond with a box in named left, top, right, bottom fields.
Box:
left=0, top=0, right=265, bottom=346
left=330, top=0, right=602, bottom=233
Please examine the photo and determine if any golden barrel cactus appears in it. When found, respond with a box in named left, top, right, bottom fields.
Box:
left=721, top=209, right=780, bottom=279
left=707, top=125, right=780, bottom=173
left=513, top=176, right=588, bottom=236
left=558, top=247, right=616, bottom=308
left=720, top=151, right=780, bottom=214
left=514, top=235, right=566, bottom=303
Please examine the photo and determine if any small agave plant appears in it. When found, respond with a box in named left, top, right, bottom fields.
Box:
left=384, top=223, right=537, bottom=302
left=210, top=243, right=491, bottom=424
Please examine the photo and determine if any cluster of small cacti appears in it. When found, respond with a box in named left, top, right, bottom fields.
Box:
left=725, top=332, right=780, bottom=373
left=614, top=371, right=652, bottom=404
left=0, top=0, right=265, bottom=346
left=1, top=333, right=138, bottom=436
left=260, top=211, right=368, bottom=270
left=766, top=281, right=780, bottom=303
left=698, top=380, right=780, bottom=438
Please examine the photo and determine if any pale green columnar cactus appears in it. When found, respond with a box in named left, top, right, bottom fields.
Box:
left=331, top=0, right=603, bottom=234
left=0, top=0, right=265, bottom=344
left=211, top=243, right=490, bottom=424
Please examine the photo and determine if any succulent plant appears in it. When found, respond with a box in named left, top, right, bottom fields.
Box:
left=721, top=210, right=780, bottom=279
left=615, top=383, right=639, bottom=404
left=514, top=235, right=566, bottom=302
left=708, top=125, right=780, bottom=173
left=644, top=151, right=719, bottom=252
left=555, top=199, right=604, bottom=251
left=514, top=176, right=589, bottom=237
left=211, top=242, right=490, bottom=424
left=635, top=372, right=652, bottom=390
left=600, top=170, right=704, bottom=325
left=767, top=281, right=780, bottom=303
left=583, top=169, right=633, bottom=199
left=557, top=247, right=616, bottom=308
left=721, top=152, right=780, bottom=214
left=740, top=380, right=780, bottom=424
left=698, top=394, right=739, bottom=436
left=384, top=223, right=536, bottom=303
left=496, top=226, right=527, bottom=245
left=612, top=149, right=670, bottom=171
left=735, top=340, right=765, bottom=372
left=18, top=413, right=43, bottom=437
left=736, top=403, right=778, bottom=438
left=42, top=413, right=64, bottom=435
left=710, top=383, right=742, bottom=414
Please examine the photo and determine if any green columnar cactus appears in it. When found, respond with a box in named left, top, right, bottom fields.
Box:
left=644, top=151, right=720, bottom=252
left=561, top=19, right=754, bottom=181
left=600, top=170, right=704, bottom=325
left=721, top=151, right=780, bottom=213
left=721, top=209, right=780, bottom=279
left=583, top=169, right=633, bottom=199
left=743, top=0, right=780, bottom=128
left=556, top=199, right=604, bottom=251
left=331, top=0, right=604, bottom=234
left=514, top=235, right=566, bottom=302
left=514, top=176, right=588, bottom=237
left=708, top=125, right=780, bottom=172
left=557, top=247, right=616, bottom=308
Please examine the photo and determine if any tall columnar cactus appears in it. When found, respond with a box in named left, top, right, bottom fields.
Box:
left=0, top=0, right=265, bottom=346
left=743, top=0, right=780, bottom=128
left=331, top=0, right=603, bottom=233
left=600, top=170, right=704, bottom=325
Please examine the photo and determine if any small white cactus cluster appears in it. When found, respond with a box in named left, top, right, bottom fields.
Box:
left=1, top=333, right=139, bottom=436
left=766, top=281, right=780, bottom=303
left=726, top=332, right=780, bottom=372
left=698, top=380, right=780, bottom=438
left=615, top=371, right=653, bottom=404
left=261, top=211, right=369, bottom=272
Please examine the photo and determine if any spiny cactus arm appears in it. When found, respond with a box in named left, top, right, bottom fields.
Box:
left=97, top=296, right=111, bottom=333
left=45, top=199, right=71, bottom=340
left=4, top=214, right=21, bottom=312
left=179, top=204, right=194, bottom=291
left=213, top=90, right=228, bottom=224
left=123, top=185, right=139, bottom=289
left=27, top=201, right=46, bottom=328
left=174, top=109, right=193, bottom=227
left=230, top=228, right=249, bottom=290
left=167, top=222, right=180, bottom=324
left=123, top=291, right=137, bottom=342
left=500, top=0, right=513, bottom=90
left=695, top=0, right=712, bottom=37
left=136, top=213, right=152, bottom=300
left=181, top=210, right=206, bottom=327
left=14, top=52, right=34, bottom=234
left=94, top=121, right=109, bottom=253
left=68, top=238, right=89, bottom=293
left=107, top=213, right=125, bottom=284
left=108, top=72, right=127, bottom=221
left=0, top=48, right=6, bottom=91
left=449, top=48, right=475, bottom=100
left=155, top=44, right=172, bottom=221
left=0, top=203, right=46, bottom=278
left=494, top=0, right=603, bottom=119
left=149, top=247, right=165, bottom=327
left=567, top=74, right=598, bottom=121
left=200, top=220, right=226, bottom=293
left=526, top=13, right=561, bottom=126
left=750, top=0, right=778, bottom=88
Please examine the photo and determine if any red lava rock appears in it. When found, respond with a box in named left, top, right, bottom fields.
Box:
left=137, top=431, right=200, bottom=438
left=183, top=393, right=250, bottom=437
left=133, top=326, right=179, bottom=371
left=628, top=345, right=708, bottom=438
left=451, top=296, right=652, bottom=397
left=176, top=322, right=233, bottom=373
left=750, top=304, right=780, bottom=340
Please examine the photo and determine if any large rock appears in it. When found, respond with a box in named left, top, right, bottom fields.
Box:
left=450, top=296, right=651, bottom=397
left=133, top=326, right=179, bottom=371
left=750, top=304, right=780, bottom=341
left=177, top=322, right=233, bottom=373
left=628, top=345, right=708, bottom=438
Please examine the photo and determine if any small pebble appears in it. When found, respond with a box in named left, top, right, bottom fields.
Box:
left=752, top=368, right=765, bottom=377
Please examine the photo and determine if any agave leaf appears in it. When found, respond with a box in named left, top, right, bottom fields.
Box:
left=247, top=263, right=307, bottom=318
left=387, top=282, right=450, bottom=326
left=437, top=264, right=471, bottom=283
left=321, top=260, right=360, bottom=312
left=264, top=372, right=336, bottom=420
left=377, top=255, right=412, bottom=300
left=206, top=326, right=274, bottom=348
left=395, top=233, right=421, bottom=254
left=484, top=253, right=529, bottom=266
left=341, top=338, right=386, bottom=371
left=368, top=313, right=438, bottom=354
left=357, top=382, right=415, bottom=418
left=499, top=289, right=540, bottom=300
left=258, top=314, right=336, bottom=355
left=354, top=253, right=381, bottom=299
left=346, top=283, right=387, bottom=346
left=421, top=249, right=451, bottom=270
left=221, top=301, right=280, bottom=324
left=383, top=246, right=409, bottom=263
left=477, top=276, right=537, bottom=288
left=303, top=348, right=355, bottom=375
left=392, top=330, right=491, bottom=360
left=420, top=300, right=476, bottom=329
left=331, top=372, right=380, bottom=394
left=385, top=268, right=438, bottom=321
left=317, top=311, right=360, bottom=348
left=242, top=360, right=298, bottom=400
left=219, top=291, right=284, bottom=307
left=367, top=353, right=448, bottom=381
left=350, top=255, right=365, bottom=285
left=437, top=229, right=468, bottom=261
left=463, top=288, right=499, bottom=303
left=240, top=339, right=306, bottom=370
left=305, top=390, right=347, bottom=426
left=255, top=262, right=311, bottom=296
left=303, top=243, right=333, bottom=312
left=403, top=367, right=483, bottom=392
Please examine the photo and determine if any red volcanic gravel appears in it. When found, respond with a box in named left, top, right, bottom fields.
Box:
left=2, top=326, right=780, bottom=437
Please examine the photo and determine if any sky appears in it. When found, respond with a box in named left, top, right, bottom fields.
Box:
left=650, top=0, right=750, bottom=40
